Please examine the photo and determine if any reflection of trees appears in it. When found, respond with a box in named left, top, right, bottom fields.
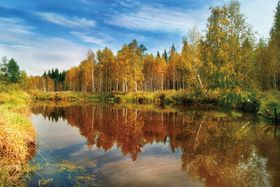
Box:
left=179, top=119, right=263, bottom=187
left=32, top=103, right=280, bottom=187
left=254, top=126, right=280, bottom=187
left=32, top=104, right=66, bottom=122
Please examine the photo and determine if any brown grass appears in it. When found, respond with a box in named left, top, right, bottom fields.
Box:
left=0, top=86, right=36, bottom=186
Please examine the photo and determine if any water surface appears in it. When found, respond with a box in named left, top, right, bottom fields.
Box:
left=28, top=102, right=280, bottom=187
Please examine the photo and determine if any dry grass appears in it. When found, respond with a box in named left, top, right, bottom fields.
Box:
left=0, top=86, right=36, bottom=186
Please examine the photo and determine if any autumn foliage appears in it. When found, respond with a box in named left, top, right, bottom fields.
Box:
left=23, top=1, right=280, bottom=97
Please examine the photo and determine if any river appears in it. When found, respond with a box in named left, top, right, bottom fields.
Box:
left=27, top=102, right=280, bottom=187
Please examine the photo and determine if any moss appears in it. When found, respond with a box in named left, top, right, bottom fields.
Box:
left=32, top=160, right=98, bottom=186
left=0, top=84, right=36, bottom=186
left=38, top=178, right=52, bottom=186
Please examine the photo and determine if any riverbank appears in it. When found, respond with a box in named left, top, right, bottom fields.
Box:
left=258, top=90, right=280, bottom=112
left=29, top=88, right=260, bottom=113
left=0, top=85, right=36, bottom=186
left=0, top=87, right=277, bottom=185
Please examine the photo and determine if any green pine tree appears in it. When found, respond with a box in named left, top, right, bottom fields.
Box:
left=7, top=58, right=21, bottom=83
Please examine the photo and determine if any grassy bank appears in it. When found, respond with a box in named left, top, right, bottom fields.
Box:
left=258, top=90, right=280, bottom=113
left=29, top=90, right=87, bottom=102
left=0, top=84, right=36, bottom=186
left=29, top=88, right=260, bottom=113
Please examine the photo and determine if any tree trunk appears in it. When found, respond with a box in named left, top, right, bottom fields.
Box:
left=197, top=73, right=204, bottom=89
left=92, top=66, right=95, bottom=92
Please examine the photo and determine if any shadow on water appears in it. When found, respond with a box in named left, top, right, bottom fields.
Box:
left=28, top=102, right=280, bottom=187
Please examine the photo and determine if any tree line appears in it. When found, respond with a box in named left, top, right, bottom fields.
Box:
left=2, top=1, right=280, bottom=93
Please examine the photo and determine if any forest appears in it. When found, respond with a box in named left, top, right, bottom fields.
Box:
left=15, top=1, right=279, bottom=94
left=1, top=0, right=280, bottom=104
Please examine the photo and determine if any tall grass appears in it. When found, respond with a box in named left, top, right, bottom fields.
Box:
left=0, top=84, right=36, bottom=186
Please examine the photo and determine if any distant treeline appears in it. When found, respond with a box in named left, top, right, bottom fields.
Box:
left=2, top=1, right=280, bottom=94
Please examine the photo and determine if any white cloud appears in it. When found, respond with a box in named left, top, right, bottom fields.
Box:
left=0, top=17, right=34, bottom=34
left=118, top=0, right=140, bottom=8
left=79, top=0, right=91, bottom=5
left=239, top=0, right=278, bottom=38
left=107, top=5, right=209, bottom=35
left=108, top=0, right=278, bottom=39
left=36, top=12, right=96, bottom=28
left=71, top=31, right=105, bottom=45
left=101, top=156, right=201, bottom=187
left=0, top=17, right=88, bottom=75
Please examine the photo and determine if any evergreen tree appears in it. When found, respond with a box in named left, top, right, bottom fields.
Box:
left=7, top=58, right=21, bottom=83
left=162, top=49, right=169, bottom=63
left=156, top=51, right=160, bottom=58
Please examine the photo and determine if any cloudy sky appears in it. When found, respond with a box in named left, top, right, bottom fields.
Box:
left=0, top=0, right=278, bottom=75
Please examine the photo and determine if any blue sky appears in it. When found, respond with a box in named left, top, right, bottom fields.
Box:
left=0, top=0, right=278, bottom=75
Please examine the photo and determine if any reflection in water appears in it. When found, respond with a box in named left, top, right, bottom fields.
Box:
left=30, top=103, right=280, bottom=187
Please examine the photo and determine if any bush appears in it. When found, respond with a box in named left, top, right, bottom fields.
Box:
left=219, top=88, right=260, bottom=113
